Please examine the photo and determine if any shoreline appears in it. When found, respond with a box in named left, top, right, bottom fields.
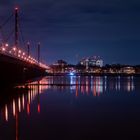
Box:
left=47, top=73, right=140, bottom=77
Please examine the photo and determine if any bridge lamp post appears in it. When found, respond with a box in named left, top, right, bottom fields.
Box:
left=1, top=43, right=9, bottom=52
left=2, top=47, right=6, bottom=51
left=5, top=43, right=9, bottom=47
left=12, top=47, right=17, bottom=56
left=18, top=50, right=21, bottom=54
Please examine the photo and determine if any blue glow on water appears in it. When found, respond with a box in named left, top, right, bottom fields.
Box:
left=69, top=72, right=75, bottom=76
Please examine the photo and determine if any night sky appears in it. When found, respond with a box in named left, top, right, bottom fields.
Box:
left=0, top=0, right=140, bottom=65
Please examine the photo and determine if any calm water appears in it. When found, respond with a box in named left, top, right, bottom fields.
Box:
left=1, top=76, right=140, bottom=140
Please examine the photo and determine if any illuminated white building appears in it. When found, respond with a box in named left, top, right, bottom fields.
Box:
left=79, top=56, right=103, bottom=68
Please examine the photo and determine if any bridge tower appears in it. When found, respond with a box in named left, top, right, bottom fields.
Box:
left=15, top=7, right=19, bottom=49
left=27, top=42, right=30, bottom=56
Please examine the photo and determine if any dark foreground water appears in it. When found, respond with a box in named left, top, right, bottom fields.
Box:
left=0, top=76, right=140, bottom=140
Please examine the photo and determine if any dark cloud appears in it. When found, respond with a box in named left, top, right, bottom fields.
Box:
left=0, top=0, right=140, bottom=64
left=0, top=0, right=13, bottom=5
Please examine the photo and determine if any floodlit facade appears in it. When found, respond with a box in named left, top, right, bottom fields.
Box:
left=121, top=67, right=135, bottom=74
left=79, top=56, right=103, bottom=68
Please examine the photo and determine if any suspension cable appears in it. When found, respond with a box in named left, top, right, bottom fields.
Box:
left=0, top=27, right=6, bottom=43
left=18, top=17, right=26, bottom=48
left=5, top=29, right=15, bottom=43
left=0, top=14, right=14, bottom=43
left=19, top=24, right=26, bottom=47
left=0, top=14, right=14, bottom=28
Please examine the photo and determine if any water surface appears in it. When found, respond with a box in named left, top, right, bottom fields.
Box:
left=0, top=76, right=140, bottom=140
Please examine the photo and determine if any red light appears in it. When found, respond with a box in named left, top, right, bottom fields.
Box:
left=37, top=104, right=40, bottom=113
left=27, top=103, right=30, bottom=115
left=15, top=6, right=19, bottom=10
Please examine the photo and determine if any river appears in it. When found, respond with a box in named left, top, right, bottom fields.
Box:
left=0, top=76, right=140, bottom=140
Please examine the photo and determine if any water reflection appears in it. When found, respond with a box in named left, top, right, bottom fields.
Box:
left=46, top=76, right=135, bottom=96
left=0, top=78, right=49, bottom=140
left=0, top=76, right=136, bottom=122
left=0, top=76, right=137, bottom=140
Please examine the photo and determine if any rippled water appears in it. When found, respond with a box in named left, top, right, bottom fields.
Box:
left=1, top=76, right=140, bottom=140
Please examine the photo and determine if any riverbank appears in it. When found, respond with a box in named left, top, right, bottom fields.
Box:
left=48, top=73, right=140, bottom=77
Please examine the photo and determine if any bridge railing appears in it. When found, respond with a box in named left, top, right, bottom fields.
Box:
left=0, top=44, right=48, bottom=69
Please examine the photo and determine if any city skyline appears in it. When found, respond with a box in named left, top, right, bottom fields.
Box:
left=0, top=0, right=140, bottom=65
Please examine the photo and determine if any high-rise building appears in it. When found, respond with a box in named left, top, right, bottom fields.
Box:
left=79, top=56, right=103, bottom=68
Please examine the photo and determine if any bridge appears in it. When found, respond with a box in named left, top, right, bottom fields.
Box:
left=0, top=7, right=49, bottom=85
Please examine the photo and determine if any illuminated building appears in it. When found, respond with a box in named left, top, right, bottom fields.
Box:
left=121, top=67, right=135, bottom=74
left=51, top=60, right=68, bottom=73
left=79, top=56, right=103, bottom=68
